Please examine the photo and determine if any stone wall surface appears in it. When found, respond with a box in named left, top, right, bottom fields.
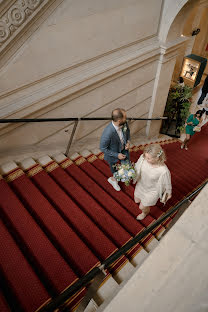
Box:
left=0, top=0, right=162, bottom=94
left=0, top=0, right=163, bottom=153
left=0, top=0, right=207, bottom=155
left=0, top=60, right=157, bottom=151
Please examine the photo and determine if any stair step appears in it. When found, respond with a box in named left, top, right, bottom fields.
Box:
left=19, top=158, right=119, bottom=264
left=53, top=153, right=159, bottom=258
left=0, top=219, right=50, bottom=312
left=1, top=162, right=100, bottom=277
left=20, top=157, right=136, bottom=286
left=79, top=152, right=165, bottom=243
left=77, top=299, right=98, bottom=312
left=50, top=155, right=134, bottom=248
left=0, top=172, right=79, bottom=296
left=127, top=245, right=148, bottom=267
left=61, top=155, right=146, bottom=238
left=1, top=124, right=208, bottom=311
left=94, top=275, right=118, bottom=305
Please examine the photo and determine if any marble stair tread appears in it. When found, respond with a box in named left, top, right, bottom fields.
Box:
left=143, top=236, right=159, bottom=253
left=91, top=148, right=102, bottom=155
left=18, top=158, right=36, bottom=170
left=93, top=275, right=118, bottom=306
left=52, top=153, right=67, bottom=163
left=69, top=152, right=81, bottom=161
left=80, top=150, right=92, bottom=158
left=37, top=155, right=53, bottom=166
left=80, top=299, right=98, bottom=312
left=129, top=247, right=148, bottom=267
left=113, top=260, right=136, bottom=284
left=0, top=161, right=18, bottom=175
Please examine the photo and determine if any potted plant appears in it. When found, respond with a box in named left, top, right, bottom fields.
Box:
left=161, top=83, right=192, bottom=137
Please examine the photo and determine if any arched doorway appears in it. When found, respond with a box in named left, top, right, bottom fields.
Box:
left=147, top=0, right=208, bottom=137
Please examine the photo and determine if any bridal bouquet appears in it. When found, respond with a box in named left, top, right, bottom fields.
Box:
left=113, top=161, right=137, bottom=186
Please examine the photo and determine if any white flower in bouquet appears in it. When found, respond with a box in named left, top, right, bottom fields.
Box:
left=113, top=161, right=137, bottom=186
left=128, top=171, right=133, bottom=177
left=118, top=168, right=124, bottom=175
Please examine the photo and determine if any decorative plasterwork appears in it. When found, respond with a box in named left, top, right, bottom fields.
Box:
left=0, top=0, right=49, bottom=53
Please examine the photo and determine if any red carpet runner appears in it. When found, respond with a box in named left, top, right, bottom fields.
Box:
left=0, top=123, right=207, bottom=311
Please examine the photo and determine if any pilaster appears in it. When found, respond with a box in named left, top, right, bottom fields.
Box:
left=146, top=38, right=189, bottom=137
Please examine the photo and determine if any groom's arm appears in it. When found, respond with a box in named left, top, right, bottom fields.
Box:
left=100, top=130, right=119, bottom=158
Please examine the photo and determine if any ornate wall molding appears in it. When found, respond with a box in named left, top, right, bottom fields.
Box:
left=0, top=1, right=43, bottom=46
left=0, top=0, right=63, bottom=64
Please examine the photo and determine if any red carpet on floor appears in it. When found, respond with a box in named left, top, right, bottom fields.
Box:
left=87, top=155, right=168, bottom=237
left=0, top=176, right=79, bottom=296
left=0, top=219, right=51, bottom=312
left=0, top=123, right=208, bottom=311
left=41, top=159, right=131, bottom=274
left=0, top=290, right=10, bottom=312
left=4, top=168, right=100, bottom=277
left=24, top=163, right=118, bottom=261
left=44, top=160, right=132, bottom=248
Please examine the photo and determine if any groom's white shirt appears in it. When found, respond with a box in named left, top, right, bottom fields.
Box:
left=112, top=121, right=124, bottom=146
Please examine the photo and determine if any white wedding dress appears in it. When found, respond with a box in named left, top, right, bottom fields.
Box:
left=134, top=155, right=172, bottom=206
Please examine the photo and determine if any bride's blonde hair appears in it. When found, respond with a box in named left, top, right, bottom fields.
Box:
left=143, top=144, right=166, bottom=164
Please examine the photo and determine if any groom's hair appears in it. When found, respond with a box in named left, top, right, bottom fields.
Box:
left=112, top=108, right=125, bottom=121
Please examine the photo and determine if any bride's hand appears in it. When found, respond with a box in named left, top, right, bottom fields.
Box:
left=163, top=193, right=172, bottom=204
left=132, top=178, right=137, bottom=184
left=166, top=194, right=172, bottom=202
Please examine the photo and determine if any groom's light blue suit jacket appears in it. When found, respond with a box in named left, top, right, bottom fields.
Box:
left=100, top=122, right=130, bottom=164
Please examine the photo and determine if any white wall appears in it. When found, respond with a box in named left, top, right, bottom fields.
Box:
left=1, top=0, right=205, bottom=154
left=0, top=0, right=162, bottom=94
left=0, top=0, right=163, bottom=154
left=0, top=59, right=157, bottom=151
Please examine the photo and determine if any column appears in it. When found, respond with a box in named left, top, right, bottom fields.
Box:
left=146, top=39, right=188, bottom=137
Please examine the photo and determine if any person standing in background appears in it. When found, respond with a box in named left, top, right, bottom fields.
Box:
left=197, top=75, right=208, bottom=105
left=181, top=110, right=203, bottom=150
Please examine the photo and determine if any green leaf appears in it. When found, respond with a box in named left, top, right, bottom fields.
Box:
left=164, top=83, right=192, bottom=132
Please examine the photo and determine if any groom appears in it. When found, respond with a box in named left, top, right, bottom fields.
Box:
left=100, top=108, right=130, bottom=191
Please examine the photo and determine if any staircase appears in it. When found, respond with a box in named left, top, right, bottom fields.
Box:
left=0, top=125, right=208, bottom=312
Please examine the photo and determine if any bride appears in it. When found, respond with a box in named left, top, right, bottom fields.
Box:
left=134, top=144, right=172, bottom=220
